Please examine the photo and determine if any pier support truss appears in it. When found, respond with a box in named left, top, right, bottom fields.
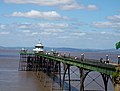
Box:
left=19, top=52, right=120, bottom=91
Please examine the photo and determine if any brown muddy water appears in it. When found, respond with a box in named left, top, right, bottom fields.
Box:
left=0, top=50, right=47, bottom=91
left=0, top=49, right=119, bottom=91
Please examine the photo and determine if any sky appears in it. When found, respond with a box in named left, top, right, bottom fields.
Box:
left=0, top=0, right=120, bottom=49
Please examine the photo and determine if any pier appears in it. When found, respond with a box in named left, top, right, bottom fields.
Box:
left=19, top=51, right=120, bottom=91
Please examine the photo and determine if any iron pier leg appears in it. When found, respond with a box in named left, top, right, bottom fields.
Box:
left=62, top=63, right=67, bottom=90
left=80, top=53, right=85, bottom=91
left=62, top=64, right=71, bottom=91
left=58, top=62, right=62, bottom=87
left=80, top=68, right=84, bottom=91
left=101, top=74, right=109, bottom=91
left=68, top=65, right=71, bottom=91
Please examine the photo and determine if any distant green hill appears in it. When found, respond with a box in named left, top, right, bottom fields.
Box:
left=0, top=46, right=118, bottom=52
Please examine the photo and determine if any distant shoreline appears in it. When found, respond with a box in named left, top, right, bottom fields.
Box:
left=0, top=46, right=119, bottom=53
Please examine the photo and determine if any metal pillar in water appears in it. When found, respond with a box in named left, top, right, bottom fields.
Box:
left=58, top=62, right=62, bottom=87
left=62, top=64, right=71, bottom=91
left=101, top=74, right=110, bottom=91
left=80, top=68, right=84, bottom=91
left=68, top=65, right=71, bottom=91
left=80, top=53, right=85, bottom=91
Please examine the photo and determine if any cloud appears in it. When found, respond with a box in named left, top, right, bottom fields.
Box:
left=71, top=32, right=86, bottom=36
left=37, top=23, right=68, bottom=29
left=31, top=32, right=39, bottom=35
left=92, top=21, right=120, bottom=29
left=0, top=23, right=69, bottom=31
left=60, top=3, right=97, bottom=10
left=44, top=29, right=64, bottom=33
left=22, top=30, right=31, bottom=33
left=0, top=22, right=88, bottom=40
left=31, top=31, right=54, bottom=36
left=0, top=32, right=10, bottom=35
left=17, top=23, right=69, bottom=30
left=92, top=14, right=120, bottom=30
left=4, top=0, right=98, bottom=11
left=92, top=22, right=113, bottom=28
left=60, top=3, right=84, bottom=10
left=0, top=24, right=6, bottom=29
left=31, top=29, right=64, bottom=36
left=107, top=15, right=120, bottom=22
left=87, top=5, right=98, bottom=10
left=57, top=36, right=70, bottom=39
left=4, top=0, right=73, bottom=6
left=10, top=10, right=67, bottom=20
left=18, top=24, right=30, bottom=29
left=100, top=32, right=106, bottom=34
left=40, top=32, right=52, bottom=35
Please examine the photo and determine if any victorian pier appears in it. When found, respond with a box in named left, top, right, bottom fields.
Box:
left=19, top=42, right=120, bottom=91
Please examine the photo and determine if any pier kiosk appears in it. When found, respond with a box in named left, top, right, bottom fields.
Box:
left=33, top=41, right=44, bottom=53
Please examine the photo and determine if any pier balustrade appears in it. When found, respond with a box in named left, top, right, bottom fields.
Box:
left=19, top=52, right=120, bottom=91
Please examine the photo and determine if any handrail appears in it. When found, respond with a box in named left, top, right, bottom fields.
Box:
left=20, top=52, right=119, bottom=76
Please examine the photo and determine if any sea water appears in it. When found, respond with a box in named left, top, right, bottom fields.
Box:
left=0, top=49, right=45, bottom=91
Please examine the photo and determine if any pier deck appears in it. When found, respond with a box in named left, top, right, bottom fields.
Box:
left=19, top=52, right=120, bottom=91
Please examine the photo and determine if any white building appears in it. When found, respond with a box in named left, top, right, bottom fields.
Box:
left=33, top=41, right=44, bottom=53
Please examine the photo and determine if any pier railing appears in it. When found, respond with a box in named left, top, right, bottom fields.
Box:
left=19, top=52, right=120, bottom=91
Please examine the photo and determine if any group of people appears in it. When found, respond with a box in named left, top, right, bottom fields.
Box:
left=99, top=57, right=110, bottom=64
